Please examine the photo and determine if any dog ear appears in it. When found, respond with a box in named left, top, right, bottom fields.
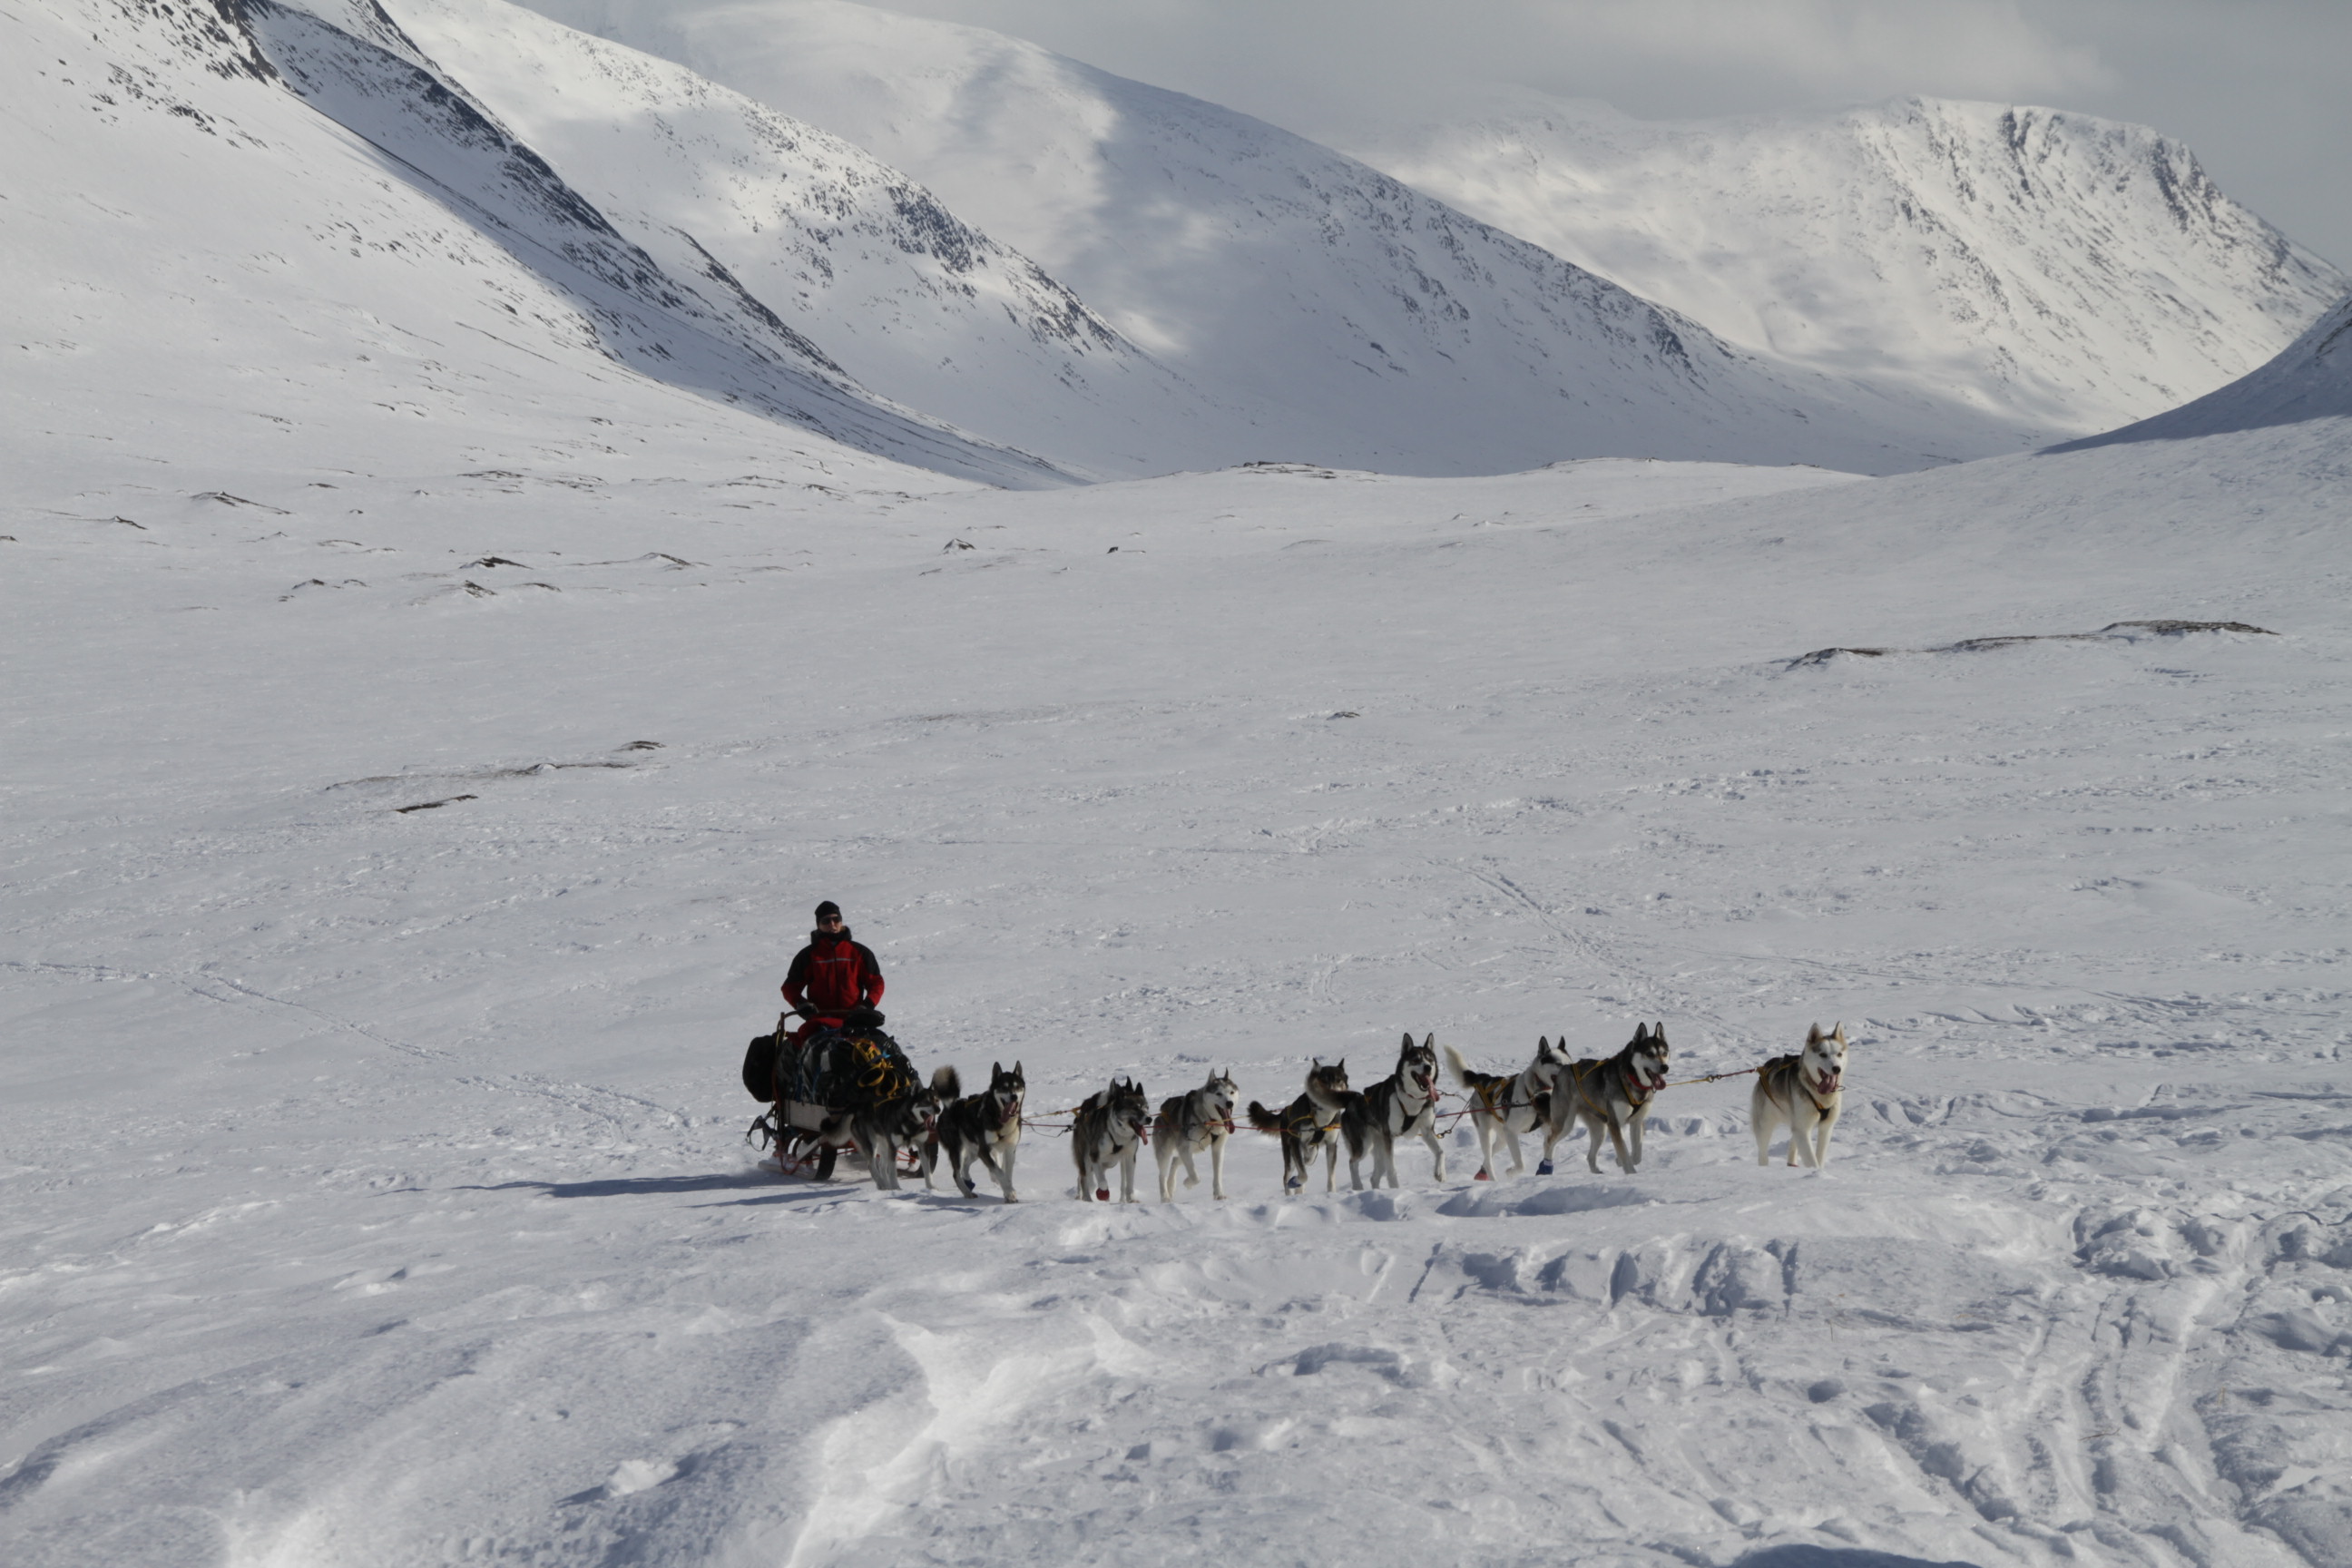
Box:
left=1831, top=1023, right=1848, bottom=1044
left=1806, top=1023, right=1825, bottom=1045
left=1421, top=1032, right=1435, bottom=1048
left=1401, top=1032, right=1415, bottom=1049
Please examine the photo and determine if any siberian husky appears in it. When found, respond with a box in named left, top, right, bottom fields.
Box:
left=1154, top=1068, right=1239, bottom=1202
left=1542, top=1024, right=1671, bottom=1175
left=1445, top=1039, right=1569, bottom=1181
left=1751, top=1023, right=1848, bottom=1169
left=838, top=1066, right=958, bottom=1191
left=1247, top=1059, right=1353, bottom=1194
left=1343, top=1034, right=1446, bottom=1190
left=926, top=1060, right=1025, bottom=1202
left=1072, top=1076, right=1151, bottom=1202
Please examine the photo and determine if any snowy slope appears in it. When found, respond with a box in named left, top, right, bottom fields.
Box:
left=2, top=0, right=1065, bottom=492
left=368, top=0, right=1259, bottom=481
left=1334, top=93, right=2350, bottom=442
left=5, top=343, right=2351, bottom=1565
left=517, top=0, right=2028, bottom=475
left=2055, top=290, right=2352, bottom=449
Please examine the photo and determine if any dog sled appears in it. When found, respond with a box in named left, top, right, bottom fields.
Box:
left=740, top=1007, right=922, bottom=1180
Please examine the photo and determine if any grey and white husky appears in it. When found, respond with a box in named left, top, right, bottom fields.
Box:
left=1343, top=1034, right=1446, bottom=1190
left=1073, top=1076, right=1151, bottom=1202
left=1751, top=1023, right=1848, bottom=1169
left=818, top=1065, right=959, bottom=1191
left=1445, top=1039, right=1570, bottom=1181
left=926, top=1060, right=1025, bottom=1202
left=1153, top=1068, right=1238, bottom=1202
left=1247, top=1059, right=1354, bottom=1195
left=1542, top=1023, right=1671, bottom=1175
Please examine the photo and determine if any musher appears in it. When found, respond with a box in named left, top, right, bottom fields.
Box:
left=781, top=900, right=885, bottom=1042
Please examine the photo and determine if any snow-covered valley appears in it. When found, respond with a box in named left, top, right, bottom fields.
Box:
left=6, top=387, right=2351, bottom=1564
left=6, top=3, right=2352, bottom=1565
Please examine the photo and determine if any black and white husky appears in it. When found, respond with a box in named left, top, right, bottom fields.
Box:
left=814, top=1065, right=959, bottom=1191
left=1153, top=1068, right=1238, bottom=1202
left=1751, top=1023, right=1848, bottom=1169
left=926, top=1060, right=1025, bottom=1202
left=1445, top=1039, right=1569, bottom=1181
left=1247, top=1059, right=1354, bottom=1195
left=1343, top=1034, right=1446, bottom=1190
left=1542, top=1023, right=1671, bottom=1175
left=1072, top=1076, right=1151, bottom=1202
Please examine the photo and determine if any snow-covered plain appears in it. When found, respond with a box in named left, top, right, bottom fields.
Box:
left=6, top=319, right=2352, bottom=1565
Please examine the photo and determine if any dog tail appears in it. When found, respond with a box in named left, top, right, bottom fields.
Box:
left=1443, top=1044, right=1483, bottom=1092
left=1246, top=1101, right=1284, bottom=1132
left=931, top=1064, right=961, bottom=1102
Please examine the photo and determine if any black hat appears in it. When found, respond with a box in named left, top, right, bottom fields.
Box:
left=814, top=900, right=842, bottom=921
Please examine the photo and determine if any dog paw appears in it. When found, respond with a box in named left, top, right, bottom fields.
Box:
left=1536, top=1160, right=1553, bottom=1176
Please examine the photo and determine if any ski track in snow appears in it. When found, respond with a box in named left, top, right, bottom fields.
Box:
left=5, top=416, right=2352, bottom=1567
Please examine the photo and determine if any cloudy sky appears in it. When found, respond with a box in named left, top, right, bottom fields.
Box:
left=867, top=0, right=2351, bottom=269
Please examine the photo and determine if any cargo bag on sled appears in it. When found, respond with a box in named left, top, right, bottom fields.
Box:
left=741, top=1012, right=914, bottom=1113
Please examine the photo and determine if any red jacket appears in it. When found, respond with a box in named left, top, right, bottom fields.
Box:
left=782, top=928, right=885, bottom=1019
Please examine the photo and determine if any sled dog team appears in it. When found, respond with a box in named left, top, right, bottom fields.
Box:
left=808, top=1023, right=1852, bottom=1201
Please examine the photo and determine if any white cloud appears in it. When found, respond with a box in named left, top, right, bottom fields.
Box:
left=861, top=0, right=2350, bottom=265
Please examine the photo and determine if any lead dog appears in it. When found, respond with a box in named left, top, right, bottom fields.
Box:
left=1542, top=1024, right=1671, bottom=1175
left=1247, top=1059, right=1353, bottom=1194
left=813, top=1065, right=960, bottom=1191
left=1343, top=1034, right=1446, bottom=1190
left=926, top=1060, right=1025, bottom=1202
left=1154, top=1068, right=1239, bottom=1202
left=1073, top=1076, right=1151, bottom=1202
left=1752, top=1023, right=1848, bottom=1169
left=1445, top=1038, right=1570, bottom=1181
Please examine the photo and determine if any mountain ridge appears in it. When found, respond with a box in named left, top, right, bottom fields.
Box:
left=1328, top=90, right=2349, bottom=441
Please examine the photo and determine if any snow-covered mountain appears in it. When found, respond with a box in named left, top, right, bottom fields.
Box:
left=1331, top=92, right=2350, bottom=441
left=5, top=0, right=1068, bottom=491
left=370, top=0, right=1268, bottom=481
left=515, top=0, right=2026, bottom=475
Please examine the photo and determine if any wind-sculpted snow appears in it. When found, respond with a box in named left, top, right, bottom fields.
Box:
left=5, top=415, right=2351, bottom=1564
left=517, top=0, right=2011, bottom=476
left=1336, top=93, right=2349, bottom=446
